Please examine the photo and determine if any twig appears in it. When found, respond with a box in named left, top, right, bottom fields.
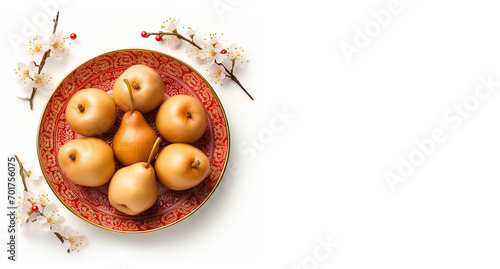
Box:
left=216, top=61, right=254, bottom=100
left=54, top=232, right=71, bottom=253
left=14, top=155, right=28, bottom=192
left=52, top=12, right=59, bottom=35
left=37, top=49, right=52, bottom=74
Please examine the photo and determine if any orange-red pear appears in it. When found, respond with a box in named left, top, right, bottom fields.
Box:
left=112, top=78, right=159, bottom=166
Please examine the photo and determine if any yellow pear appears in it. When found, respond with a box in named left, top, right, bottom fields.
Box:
left=112, top=78, right=159, bottom=166
left=108, top=138, right=160, bottom=216
left=57, top=137, right=115, bottom=187
left=155, top=143, right=210, bottom=191
left=155, top=95, right=207, bottom=143
left=65, top=88, right=117, bottom=136
left=112, top=65, right=165, bottom=113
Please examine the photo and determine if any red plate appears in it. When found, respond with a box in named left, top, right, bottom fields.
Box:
left=37, top=49, right=230, bottom=233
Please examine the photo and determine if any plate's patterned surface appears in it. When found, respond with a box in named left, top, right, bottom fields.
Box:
left=37, top=49, right=229, bottom=233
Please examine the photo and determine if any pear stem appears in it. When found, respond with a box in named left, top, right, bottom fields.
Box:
left=191, top=160, right=201, bottom=168
left=68, top=153, right=75, bottom=160
left=124, top=78, right=134, bottom=114
left=186, top=111, right=192, bottom=118
left=145, top=137, right=161, bottom=169
left=133, top=83, right=140, bottom=89
left=77, top=103, right=84, bottom=112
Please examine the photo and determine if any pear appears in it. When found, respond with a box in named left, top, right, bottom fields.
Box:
left=155, top=95, right=207, bottom=143
left=58, top=137, right=115, bottom=187
left=108, top=138, right=161, bottom=216
left=155, top=143, right=210, bottom=191
left=112, top=65, right=165, bottom=113
left=65, top=88, right=117, bottom=137
left=112, top=78, right=159, bottom=166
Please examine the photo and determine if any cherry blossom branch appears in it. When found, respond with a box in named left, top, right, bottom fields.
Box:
left=141, top=25, right=254, bottom=101
left=23, top=12, right=59, bottom=110
left=15, top=154, right=73, bottom=254
left=18, top=12, right=76, bottom=111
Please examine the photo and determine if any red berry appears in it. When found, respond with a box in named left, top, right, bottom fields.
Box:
left=220, top=49, right=227, bottom=54
left=70, top=33, right=77, bottom=39
left=155, top=35, right=162, bottom=41
left=141, top=31, right=147, bottom=38
left=31, top=205, right=39, bottom=212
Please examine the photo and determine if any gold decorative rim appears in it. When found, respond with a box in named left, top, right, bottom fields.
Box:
left=36, top=48, right=230, bottom=234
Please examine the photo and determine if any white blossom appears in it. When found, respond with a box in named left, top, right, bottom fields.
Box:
left=31, top=72, right=52, bottom=90
left=186, top=45, right=201, bottom=60
left=160, top=18, right=181, bottom=49
left=49, top=30, right=70, bottom=59
left=17, top=191, right=42, bottom=229
left=61, top=226, right=87, bottom=252
left=185, top=27, right=197, bottom=40
left=207, top=62, right=226, bottom=85
left=25, top=35, right=48, bottom=59
left=199, top=41, right=225, bottom=64
left=14, top=62, right=36, bottom=87
left=224, top=43, right=248, bottom=69
left=27, top=163, right=44, bottom=182
left=36, top=203, right=65, bottom=232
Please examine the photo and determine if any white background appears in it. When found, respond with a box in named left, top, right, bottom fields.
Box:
left=2, top=0, right=500, bottom=268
